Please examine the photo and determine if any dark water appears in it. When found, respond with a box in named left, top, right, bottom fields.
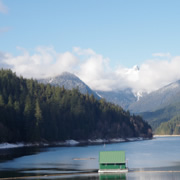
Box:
left=0, top=137, right=180, bottom=179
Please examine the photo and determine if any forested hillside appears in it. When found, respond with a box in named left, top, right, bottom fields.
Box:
left=0, top=69, right=152, bottom=143
left=155, top=115, right=180, bottom=135
left=140, top=102, right=180, bottom=132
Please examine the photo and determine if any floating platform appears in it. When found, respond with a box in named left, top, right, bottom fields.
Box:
left=98, top=151, right=128, bottom=174
left=98, top=169, right=128, bottom=173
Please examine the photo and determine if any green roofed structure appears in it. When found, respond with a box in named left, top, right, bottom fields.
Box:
left=98, top=151, right=128, bottom=173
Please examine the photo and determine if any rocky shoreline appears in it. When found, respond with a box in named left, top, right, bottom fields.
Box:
left=0, top=137, right=152, bottom=149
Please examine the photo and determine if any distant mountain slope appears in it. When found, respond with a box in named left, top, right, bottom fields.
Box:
left=38, top=72, right=180, bottom=134
left=96, top=89, right=137, bottom=110
left=140, top=102, right=180, bottom=131
left=38, top=72, right=100, bottom=99
left=129, top=80, right=180, bottom=113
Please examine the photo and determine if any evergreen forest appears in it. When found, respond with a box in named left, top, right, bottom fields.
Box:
left=0, top=69, right=152, bottom=143
left=155, top=115, right=180, bottom=135
left=141, top=102, right=180, bottom=132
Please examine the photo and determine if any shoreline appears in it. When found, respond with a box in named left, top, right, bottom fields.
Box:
left=154, top=135, right=180, bottom=137
left=0, top=137, right=151, bottom=150
left=1, top=169, right=180, bottom=180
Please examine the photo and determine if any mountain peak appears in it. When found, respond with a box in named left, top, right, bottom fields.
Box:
left=133, top=65, right=140, bottom=71
left=129, top=79, right=180, bottom=113
left=60, top=71, right=75, bottom=77
left=38, top=72, right=100, bottom=99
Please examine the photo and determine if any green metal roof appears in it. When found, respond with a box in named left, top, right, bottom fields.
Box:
left=99, top=151, right=126, bottom=164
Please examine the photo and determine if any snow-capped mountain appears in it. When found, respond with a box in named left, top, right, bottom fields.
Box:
left=39, top=71, right=180, bottom=116
left=38, top=72, right=100, bottom=99
left=129, top=80, right=180, bottom=113
left=134, top=90, right=148, bottom=101
left=38, top=72, right=180, bottom=133
left=132, top=65, right=140, bottom=71
left=96, top=89, right=137, bottom=110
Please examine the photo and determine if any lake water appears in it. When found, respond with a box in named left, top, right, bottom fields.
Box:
left=0, top=136, right=180, bottom=179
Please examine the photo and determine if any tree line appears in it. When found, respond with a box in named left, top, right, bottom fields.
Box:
left=0, top=69, right=152, bottom=143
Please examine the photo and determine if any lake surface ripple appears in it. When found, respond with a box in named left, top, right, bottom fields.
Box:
left=0, top=136, right=180, bottom=179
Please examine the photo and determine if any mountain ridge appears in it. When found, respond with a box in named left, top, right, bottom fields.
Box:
left=0, top=69, right=153, bottom=143
left=96, top=89, right=137, bottom=110
left=38, top=72, right=100, bottom=99
left=39, top=71, right=180, bottom=134
left=129, top=80, right=180, bottom=113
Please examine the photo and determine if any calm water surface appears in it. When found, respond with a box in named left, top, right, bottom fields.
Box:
left=0, top=136, right=180, bottom=179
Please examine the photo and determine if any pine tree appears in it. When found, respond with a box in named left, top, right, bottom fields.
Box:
left=14, top=101, right=20, bottom=112
left=24, top=95, right=32, bottom=116
left=8, top=95, right=13, bottom=107
left=35, top=99, right=42, bottom=127
left=0, top=95, right=4, bottom=106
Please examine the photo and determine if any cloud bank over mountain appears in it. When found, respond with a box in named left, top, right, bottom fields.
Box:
left=0, top=46, right=180, bottom=93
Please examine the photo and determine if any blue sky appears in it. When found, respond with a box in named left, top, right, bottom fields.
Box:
left=1, top=0, right=180, bottom=92
left=1, top=0, right=180, bottom=67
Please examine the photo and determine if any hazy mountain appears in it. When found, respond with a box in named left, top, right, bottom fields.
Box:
left=155, top=114, right=180, bottom=135
left=39, top=72, right=138, bottom=109
left=129, top=80, right=180, bottom=113
left=37, top=70, right=180, bottom=135
left=38, top=72, right=100, bottom=99
left=128, top=80, right=180, bottom=132
left=96, top=89, right=137, bottom=110
left=139, top=102, right=180, bottom=131
left=38, top=72, right=180, bottom=134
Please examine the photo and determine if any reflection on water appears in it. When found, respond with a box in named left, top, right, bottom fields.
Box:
left=0, top=147, right=42, bottom=163
left=0, top=137, right=180, bottom=179
left=1, top=172, right=179, bottom=180
left=99, top=173, right=126, bottom=180
left=128, top=172, right=180, bottom=180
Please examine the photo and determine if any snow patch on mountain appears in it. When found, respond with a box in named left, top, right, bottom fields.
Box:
left=38, top=72, right=100, bottom=99
left=134, top=90, right=148, bottom=101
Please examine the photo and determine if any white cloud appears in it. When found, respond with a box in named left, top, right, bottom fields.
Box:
left=1, top=47, right=180, bottom=93
left=76, top=51, right=180, bottom=92
left=75, top=49, right=112, bottom=91
left=152, top=52, right=171, bottom=58
left=1, top=46, right=78, bottom=78
left=0, top=0, right=8, bottom=14
left=130, top=56, right=180, bottom=92
left=73, top=47, right=96, bottom=56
